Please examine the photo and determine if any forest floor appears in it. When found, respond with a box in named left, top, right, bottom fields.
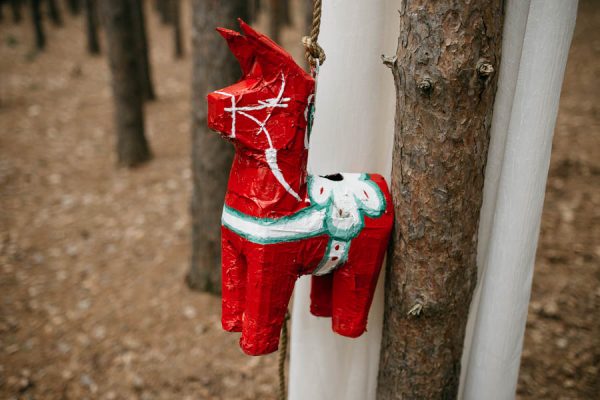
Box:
left=0, top=1, right=598, bottom=400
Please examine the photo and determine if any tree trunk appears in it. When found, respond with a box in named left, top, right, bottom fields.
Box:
left=377, top=1, right=503, bottom=399
left=281, top=0, right=291, bottom=27
left=248, top=0, right=260, bottom=23
left=83, top=0, right=100, bottom=54
left=171, top=0, right=183, bottom=59
left=11, top=0, right=22, bottom=23
left=100, top=0, right=152, bottom=167
left=47, top=0, right=62, bottom=26
left=66, top=0, right=81, bottom=15
left=188, top=0, right=248, bottom=293
left=30, top=0, right=45, bottom=50
left=131, top=0, right=156, bottom=101
left=268, top=0, right=281, bottom=44
left=156, top=0, right=171, bottom=24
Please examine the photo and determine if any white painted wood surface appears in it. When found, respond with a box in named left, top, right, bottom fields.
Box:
left=288, top=1, right=399, bottom=399
left=288, top=1, right=577, bottom=399
left=461, top=1, right=578, bottom=398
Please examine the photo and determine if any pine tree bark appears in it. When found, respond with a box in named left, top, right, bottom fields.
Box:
left=188, top=0, right=248, bottom=293
left=47, top=0, right=62, bottom=26
left=131, top=0, right=156, bottom=101
left=83, top=0, right=100, bottom=54
left=171, top=0, right=183, bottom=59
left=100, top=0, right=152, bottom=167
left=30, top=0, right=45, bottom=49
left=377, top=1, right=503, bottom=399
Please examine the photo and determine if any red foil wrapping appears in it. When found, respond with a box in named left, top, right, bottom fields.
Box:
left=206, top=20, right=393, bottom=356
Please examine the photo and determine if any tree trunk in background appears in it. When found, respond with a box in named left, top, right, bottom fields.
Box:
left=66, top=0, right=81, bottom=15
left=10, top=0, right=22, bottom=23
left=156, top=0, right=171, bottom=25
left=281, top=0, right=291, bottom=27
left=377, top=1, right=503, bottom=399
left=83, top=0, right=100, bottom=54
left=30, top=0, right=45, bottom=49
left=100, top=0, right=151, bottom=167
left=171, top=0, right=183, bottom=59
left=268, top=0, right=281, bottom=44
left=47, top=0, right=62, bottom=26
left=188, top=0, right=248, bottom=294
left=131, top=0, right=156, bottom=101
left=248, top=0, right=260, bottom=24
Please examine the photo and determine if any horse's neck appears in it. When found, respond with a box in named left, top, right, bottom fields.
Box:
left=226, top=146, right=309, bottom=218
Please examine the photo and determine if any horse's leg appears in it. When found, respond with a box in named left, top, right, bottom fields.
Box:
left=310, top=274, right=333, bottom=317
left=331, top=237, right=387, bottom=338
left=221, top=228, right=246, bottom=332
left=240, top=251, right=297, bottom=355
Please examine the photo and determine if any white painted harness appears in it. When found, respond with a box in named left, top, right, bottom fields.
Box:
left=222, top=173, right=386, bottom=275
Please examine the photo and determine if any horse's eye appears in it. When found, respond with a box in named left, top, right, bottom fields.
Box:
left=322, top=173, right=344, bottom=181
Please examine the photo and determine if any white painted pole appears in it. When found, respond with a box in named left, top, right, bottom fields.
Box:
left=461, top=1, right=578, bottom=398
left=288, top=1, right=399, bottom=399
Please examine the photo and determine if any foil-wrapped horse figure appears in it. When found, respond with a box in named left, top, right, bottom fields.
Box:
left=207, top=20, right=393, bottom=356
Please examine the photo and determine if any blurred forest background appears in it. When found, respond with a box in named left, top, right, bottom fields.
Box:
left=0, top=0, right=597, bottom=399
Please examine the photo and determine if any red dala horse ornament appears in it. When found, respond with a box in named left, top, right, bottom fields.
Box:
left=207, top=20, right=393, bottom=356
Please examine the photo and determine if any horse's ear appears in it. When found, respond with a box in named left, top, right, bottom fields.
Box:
left=237, top=19, right=305, bottom=78
left=216, top=27, right=255, bottom=75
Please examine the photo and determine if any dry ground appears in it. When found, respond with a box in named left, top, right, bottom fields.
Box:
left=0, top=1, right=597, bottom=399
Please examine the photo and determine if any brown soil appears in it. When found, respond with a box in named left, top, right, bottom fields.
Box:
left=0, top=1, right=597, bottom=400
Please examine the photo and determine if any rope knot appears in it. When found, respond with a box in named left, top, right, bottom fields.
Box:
left=302, top=36, right=326, bottom=68
left=303, top=0, right=325, bottom=70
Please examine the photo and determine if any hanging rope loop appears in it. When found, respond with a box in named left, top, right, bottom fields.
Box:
left=302, top=0, right=326, bottom=68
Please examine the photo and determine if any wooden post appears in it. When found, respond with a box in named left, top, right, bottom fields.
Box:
left=187, top=0, right=248, bottom=293
left=100, top=0, right=152, bottom=167
left=377, top=1, right=503, bottom=399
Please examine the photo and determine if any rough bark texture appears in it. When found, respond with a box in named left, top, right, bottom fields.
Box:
left=100, top=0, right=151, bottom=168
left=171, top=0, right=183, bottom=59
left=131, top=0, right=156, bottom=101
left=188, top=0, right=248, bottom=293
left=31, top=0, right=45, bottom=49
left=377, top=1, right=503, bottom=399
left=83, top=0, right=100, bottom=55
